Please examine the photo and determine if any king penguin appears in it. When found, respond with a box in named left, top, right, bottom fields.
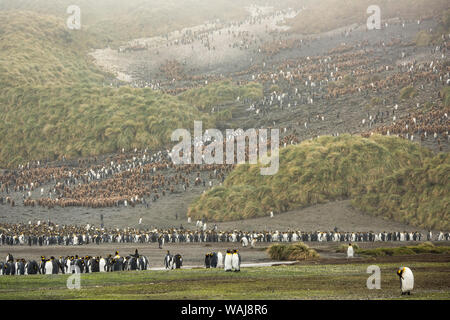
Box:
left=205, top=253, right=211, bottom=268
left=347, top=243, right=354, bottom=258
left=99, top=257, right=107, bottom=272
left=44, top=258, right=54, bottom=275
left=232, top=249, right=241, bottom=272
left=224, top=250, right=233, bottom=272
left=164, top=251, right=173, bottom=269
left=217, top=251, right=223, bottom=267
left=397, top=267, right=414, bottom=295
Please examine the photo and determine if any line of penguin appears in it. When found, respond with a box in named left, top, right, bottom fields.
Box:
left=3, top=229, right=448, bottom=247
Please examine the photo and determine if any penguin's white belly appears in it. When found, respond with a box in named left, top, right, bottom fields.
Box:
left=232, top=254, right=240, bottom=270
left=347, top=247, right=354, bottom=258
left=99, top=259, right=106, bottom=272
left=224, top=255, right=232, bottom=270
left=44, top=261, right=53, bottom=274
left=217, top=252, right=223, bottom=266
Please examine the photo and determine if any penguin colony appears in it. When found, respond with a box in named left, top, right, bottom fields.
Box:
left=0, top=251, right=150, bottom=275
left=0, top=249, right=243, bottom=275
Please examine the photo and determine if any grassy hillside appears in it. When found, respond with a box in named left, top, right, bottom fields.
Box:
left=188, top=135, right=440, bottom=226
left=0, top=86, right=214, bottom=166
left=0, top=0, right=247, bottom=47
left=0, top=11, right=105, bottom=89
left=0, top=11, right=269, bottom=167
left=0, top=11, right=216, bottom=167
left=353, top=153, right=450, bottom=230
left=288, top=0, right=449, bottom=34
left=0, top=0, right=301, bottom=47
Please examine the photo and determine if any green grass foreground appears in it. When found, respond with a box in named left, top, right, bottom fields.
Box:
left=355, top=243, right=450, bottom=257
left=0, top=262, right=449, bottom=300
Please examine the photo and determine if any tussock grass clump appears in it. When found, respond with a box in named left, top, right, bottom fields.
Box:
left=399, top=86, right=418, bottom=100
left=353, top=152, right=450, bottom=230
left=415, top=31, right=433, bottom=47
left=189, top=134, right=433, bottom=222
left=440, top=86, right=450, bottom=107
left=267, top=243, right=319, bottom=261
left=356, top=243, right=450, bottom=257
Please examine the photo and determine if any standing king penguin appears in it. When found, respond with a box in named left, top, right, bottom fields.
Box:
left=224, top=250, right=233, bottom=272
left=397, top=267, right=414, bottom=295
left=232, top=249, right=241, bottom=272
left=347, top=243, right=354, bottom=258
left=210, top=252, right=218, bottom=268
left=217, top=251, right=223, bottom=267
left=164, top=251, right=173, bottom=269
left=205, top=253, right=211, bottom=268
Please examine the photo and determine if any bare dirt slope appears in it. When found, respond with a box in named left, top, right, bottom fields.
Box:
left=214, top=200, right=433, bottom=233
